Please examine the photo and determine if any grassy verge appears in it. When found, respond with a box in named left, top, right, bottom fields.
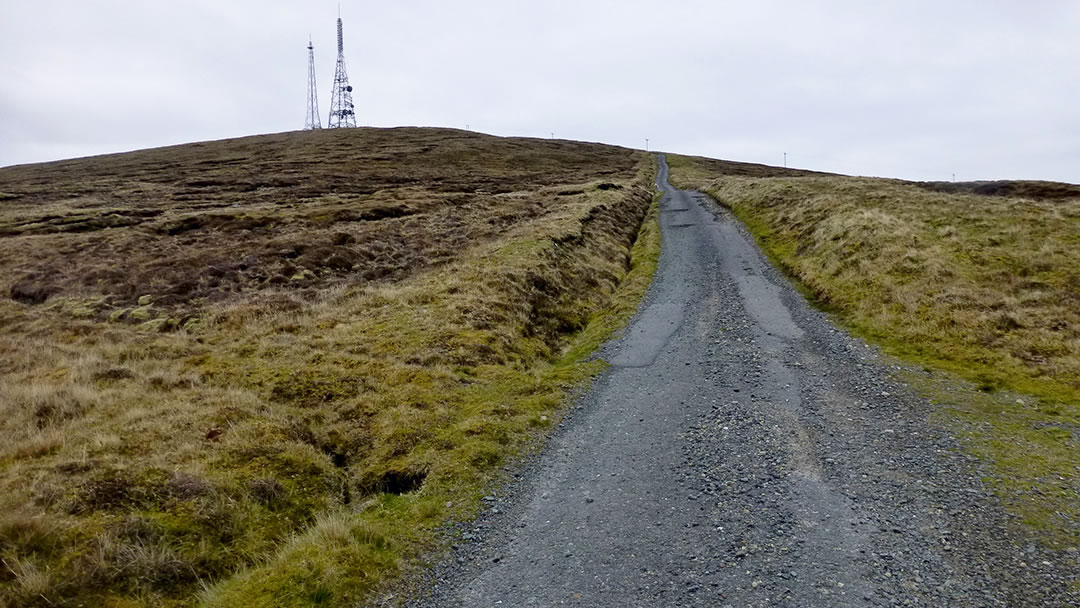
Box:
left=0, top=129, right=660, bottom=606
left=667, top=153, right=1080, bottom=551
left=199, top=177, right=663, bottom=607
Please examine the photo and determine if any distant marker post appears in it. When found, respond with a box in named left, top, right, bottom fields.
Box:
left=645, top=138, right=649, bottom=151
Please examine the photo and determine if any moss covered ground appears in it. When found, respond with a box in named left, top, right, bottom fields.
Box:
left=0, top=128, right=660, bottom=606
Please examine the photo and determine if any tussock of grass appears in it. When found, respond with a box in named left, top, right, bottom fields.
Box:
left=668, top=153, right=1080, bottom=549
left=198, top=511, right=398, bottom=608
left=0, top=129, right=659, bottom=606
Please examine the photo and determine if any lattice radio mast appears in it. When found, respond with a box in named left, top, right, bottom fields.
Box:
left=327, top=14, right=356, bottom=128
left=304, top=38, right=322, bottom=130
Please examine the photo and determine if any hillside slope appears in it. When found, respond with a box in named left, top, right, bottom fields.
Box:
left=0, top=128, right=658, bottom=606
left=668, top=154, right=1080, bottom=555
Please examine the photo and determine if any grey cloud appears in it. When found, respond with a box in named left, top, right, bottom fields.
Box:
left=1, top=0, right=1076, bottom=182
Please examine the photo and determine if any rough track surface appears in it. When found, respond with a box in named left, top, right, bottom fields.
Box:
left=408, top=156, right=1078, bottom=607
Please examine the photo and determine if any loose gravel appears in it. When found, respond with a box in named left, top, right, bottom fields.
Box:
left=405, top=156, right=1079, bottom=607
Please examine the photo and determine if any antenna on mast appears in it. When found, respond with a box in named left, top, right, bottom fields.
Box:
left=304, top=37, right=322, bottom=130
left=328, top=13, right=356, bottom=128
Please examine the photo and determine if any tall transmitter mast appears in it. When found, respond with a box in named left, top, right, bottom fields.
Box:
left=304, top=38, right=322, bottom=130
left=327, top=15, right=356, bottom=128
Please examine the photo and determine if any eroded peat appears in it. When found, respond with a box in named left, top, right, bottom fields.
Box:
left=0, top=128, right=659, bottom=607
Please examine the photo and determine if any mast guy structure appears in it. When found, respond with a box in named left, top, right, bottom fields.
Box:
left=327, top=15, right=357, bottom=128
left=304, top=38, right=322, bottom=130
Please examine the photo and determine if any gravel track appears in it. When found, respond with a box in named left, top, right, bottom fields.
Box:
left=407, top=156, right=1078, bottom=607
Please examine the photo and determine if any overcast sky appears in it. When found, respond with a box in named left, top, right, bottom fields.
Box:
left=1, top=1, right=1077, bottom=182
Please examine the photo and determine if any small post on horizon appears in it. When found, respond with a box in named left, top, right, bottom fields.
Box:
left=784, top=152, right=787, bottom=168
left=645, top=138, right=649, bottom=151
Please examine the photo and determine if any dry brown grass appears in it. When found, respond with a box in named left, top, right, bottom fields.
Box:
left=668, top=157, right=1080, bottom=395
left=0, top=128, right=641, bottom=319
left=668, top=153, right=1080, bottom=550
left=0, top=128, right=659, bottom=606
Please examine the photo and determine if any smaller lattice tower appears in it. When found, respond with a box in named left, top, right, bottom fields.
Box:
left=304, top=38, right=322, bottom=130
left=327, top=16, right=356, bottom=128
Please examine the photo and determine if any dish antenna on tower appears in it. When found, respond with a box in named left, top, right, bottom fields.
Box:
left=328, top=11, right=357, bottom=128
